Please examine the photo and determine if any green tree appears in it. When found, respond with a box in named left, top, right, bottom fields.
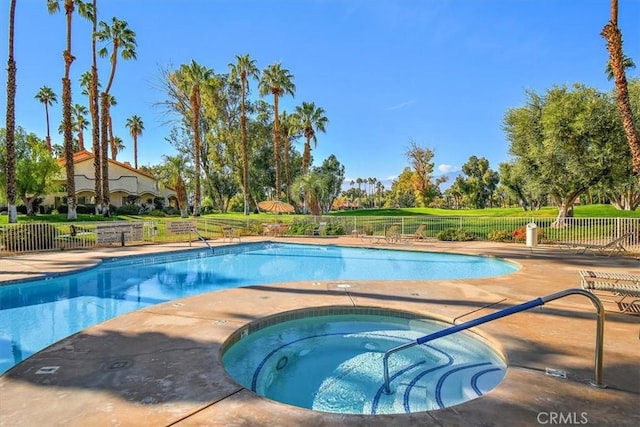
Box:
left=388, top=167, right=416, bottom=208
left=4, top=0, right=18, bottom=223
left=405, top=141, right=439, bottom=206
left=602, top=0, right=640, bottom=174
left=259, top=63, right=295, bottom=199
left=314, top=154, right=345, bottom=213
left=110, top=136, right=124, bottom=160
left=278, top=110, right=302, bottom=203
left=292, top=172, right=326, bottom=216
left=459, top=156, right=499, bottom=209
left=157, top=154, right=190, bottom=217
left=95, top=16, right=136, bottom=215
left=294, top=101, right=328, bottom=175
left=125, top=114, right=144, bottom=168
left=48, top=0, right=93, bottom=220
left=34, top=86, right=57, bottom=152
left=504, top=84, right=627, bottom=225
left=229, top=54, right=259, bottom=215
left=0, top=128, right=61, bottom=215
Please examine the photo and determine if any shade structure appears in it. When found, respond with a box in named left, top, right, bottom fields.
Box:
left=258, top=200, right=295, bottom=213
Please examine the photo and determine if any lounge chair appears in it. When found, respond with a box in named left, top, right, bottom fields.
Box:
left=312, top=222, right=327, bottom=236
left=384, top=224, right=401, bottom=244
left=402, top=223, right=427, bottom=242
left=222, top=226, right=241, bottom=242
left=563, top=232, right=632, bottom=257
left=579, top=269, right=640, bottom=313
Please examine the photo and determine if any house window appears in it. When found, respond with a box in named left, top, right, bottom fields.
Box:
left=78, top=197, right=87, bottom=205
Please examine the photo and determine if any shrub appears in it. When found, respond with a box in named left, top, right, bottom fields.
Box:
left=147, top=209, right=167, bottom=217
left=488, top=229, right=512, bottom=242
left=2, top=223, right=59, bottom=251
left=436, top=227, right=476, bottom=241
left=511, top=226, right=526, bottom=243
left=163, top=206, right=180, bottom=216
left=116, top=204, right=141, bottom=215
left=324, top=222, right=346, bottom=236
left=363, top=224, right=374, bottom=236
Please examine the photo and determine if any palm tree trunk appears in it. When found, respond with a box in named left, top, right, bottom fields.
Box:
left=241, top=77, right=249, bottom=215
left=100, top=92, right=110, bottom=215
left=45, top=102, right=52, bottom=152
left=302, top=138, right=311, bottom=174
left=284, top=137, right=291, bottom=203
left=62, top=76, right=77, bottom=220
left=191, top=88, right=201, bottom=217
left=5, top=0, right=18, bottom=223
left=273, top=94, right=280, bottom=199
left=602, top=0, right=640, bottom=174
left=77, top=128, right=84, bottom=151
left=63, top=0, right=76, bottom=220
left=90, top=0, right=101, bottom=214
left=108, top=113, right=115, bottom=158
left=133, top=135, right=138, bottom=169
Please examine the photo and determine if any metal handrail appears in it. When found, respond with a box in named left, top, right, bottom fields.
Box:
left=382, top=289, right=605, bottom=394
left=191, top=227, right=214, bottom=254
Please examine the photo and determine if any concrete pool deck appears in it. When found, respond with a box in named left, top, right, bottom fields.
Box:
left=0, top=237, right=638, bottom=426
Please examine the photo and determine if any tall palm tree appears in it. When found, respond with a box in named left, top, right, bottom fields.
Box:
left=279, top=110, right=301, bottom=203
left=295, top=101, right=328, bottom=174
left=110, top=136, right=124, bottom=160
left=125, top=115, right=144, bottom=169
left=95, top=16, right=136, bottom=215
left=229, top=54, right=259, bottom=215
left=34, top=86, right=57, bottom=152
left=47, top=0, right=92, bottom=220
left=602, top=0, right=640, bottom=174
left=259, top=63, right=295, bottom=199
left=80, top=67, right=103, bottom=211
left=72, top=103, right=89, bottom=151
left=4, top=0, right=17, bottom=223
left=178, top=60, right=213, bottom=216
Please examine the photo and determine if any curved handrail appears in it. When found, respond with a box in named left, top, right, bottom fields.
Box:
left=382, top=289, right=605, bottom=394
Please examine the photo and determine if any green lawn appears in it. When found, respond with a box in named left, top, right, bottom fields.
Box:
left=1, top=204, right=639, bottom=224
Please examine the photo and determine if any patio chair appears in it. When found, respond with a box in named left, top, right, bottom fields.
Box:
left=312, top=222, right=327, bottom=236
left=579, top=269, right=640, bottom=313
left=402, top=223, right=427, bottom=242
left=221, top=226, right=241, bottom=243
left=564, top=232, right=632, bottom=257
left=384, top=224, right=401, bottom=244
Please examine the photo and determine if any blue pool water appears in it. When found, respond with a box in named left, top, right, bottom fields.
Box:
left=222, top=310, right=506, bottom=414
left=0, top=242, right=518, bottom=374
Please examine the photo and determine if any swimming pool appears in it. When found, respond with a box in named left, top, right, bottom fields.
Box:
left=222, top=307, right=507, bottom=414
left=0, top=242, right=518, bottom=374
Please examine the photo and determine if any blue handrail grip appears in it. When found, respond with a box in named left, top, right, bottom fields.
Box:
left=416, top=298, right=545, bottom=345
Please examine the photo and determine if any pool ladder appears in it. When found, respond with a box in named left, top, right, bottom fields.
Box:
left=192, top=226, right=214, bottom=254
left=382, top=289, right=605, bottom=394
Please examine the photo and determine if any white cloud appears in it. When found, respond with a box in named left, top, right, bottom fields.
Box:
left=385, top=99, right=416, bottom=111
left=438, top=164, right=458, bottom=174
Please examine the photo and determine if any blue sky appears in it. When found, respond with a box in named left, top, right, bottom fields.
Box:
left=2, top=0, right=639, bottom=188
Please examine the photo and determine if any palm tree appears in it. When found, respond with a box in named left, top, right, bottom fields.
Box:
left=229, top=54, right=259, bottom=215
left=279, top=110, right=301, bottom=203
left=80, top=67, right=102, bottom=212
left=105, top=93, right=117, bottom=163
left=179, top=60, right=213, bottom=216
left=292, top=172, right=326, bottom=216
left=34, top=86, right=57, bottom=152
left=259, top=63, right=295, bottom=199
left=125, top=115, right=144, bottom=169
left=4, top=0, right=17, bottom=223
left=295, top=101, right=328, bottom=174
left=605, top=54, right=636, bottom=80
left=160, top=154, right=190, bottom=218
left=47, top=0, right=92, bottom=220
left=602, top=0, right=640, bottom=174
left=72, top=103, right=89, bottom=151
left=95, top=16, right=136, bottom=215
left=110, top=136, right=124, bottom=160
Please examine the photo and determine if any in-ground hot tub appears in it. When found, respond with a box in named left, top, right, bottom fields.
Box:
left=222, top=307, right=507, bottom=415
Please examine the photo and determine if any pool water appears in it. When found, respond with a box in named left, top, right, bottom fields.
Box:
left=0, top=243, right=517, bottom=374
left=222, top=310, right=507, bottom=414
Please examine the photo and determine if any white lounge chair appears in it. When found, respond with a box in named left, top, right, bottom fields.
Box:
left=579, top=269, right=640, bottom=313
left=563, top=232, right=632, bottom=257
